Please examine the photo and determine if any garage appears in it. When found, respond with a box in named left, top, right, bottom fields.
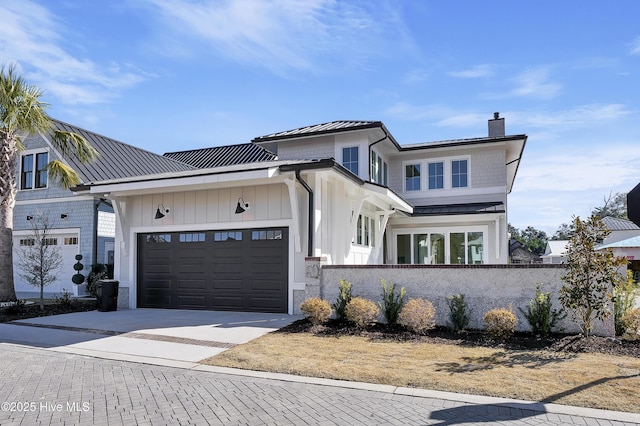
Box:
left=137, top=227, right=288, bottom=313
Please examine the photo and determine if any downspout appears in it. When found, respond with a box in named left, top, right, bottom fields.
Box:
left=295, top=170, right=314, bottom=257
left=368, top=126, right=389, bottom=182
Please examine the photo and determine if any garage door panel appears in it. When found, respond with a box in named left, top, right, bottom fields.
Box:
left=138, top=228, right=288, bottom=312
left=211, top=278, right=243, bottom=290
left=176, top=279, right=206, bottom=290
left=251, top=279, right=285, bottom=291
left=176, top=295, right=206, bottom=309
left=212, top=296, right=244, bottom=310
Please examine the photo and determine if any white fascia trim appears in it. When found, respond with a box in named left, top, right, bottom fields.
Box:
left=15, top=195, right=95, bottom=205
left=362, top=182, right=413, bottom=213
left=89, top=167, right=281, bottom=196
left=13, top=227, right=80, bottom=236
left=400, top=186, right=507, bottom=200
left=390, top=212, right=505, bottom=226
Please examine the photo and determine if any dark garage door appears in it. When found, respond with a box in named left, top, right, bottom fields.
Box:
left=137, top=228, right=288, bottom=313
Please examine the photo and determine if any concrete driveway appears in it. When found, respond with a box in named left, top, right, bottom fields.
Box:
left=0, top=309, right=301, bottom=366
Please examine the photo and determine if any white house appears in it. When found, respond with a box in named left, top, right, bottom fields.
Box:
left=541, top=240, right=569, bottom=264
left=73, top=113, right=527, bottom=314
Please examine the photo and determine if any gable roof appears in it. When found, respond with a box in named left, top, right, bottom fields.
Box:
left=543, top=240, right=569, bottom=256
left=52, top=119, right=193, bottom=183
left=601, top=216, right=640, bottom=231
left=164, top=143, right=276, bottom=168
left=252, top=120, right=395, bottom=143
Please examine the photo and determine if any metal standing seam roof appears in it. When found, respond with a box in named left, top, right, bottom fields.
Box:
left=251, top=120, right=387, bottom=142
left=412, top=201, right=505, bottom=216
left=52, top=119, right=194, bottom=183
left=601, top=216, right=640, bottom=231
left=164, top=143, right=276, bottom=168
left=598, top=235, right=640, bottom=249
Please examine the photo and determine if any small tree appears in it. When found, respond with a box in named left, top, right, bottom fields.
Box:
left=559, top=215, right=626, bottom=337
left=16, top=213, right=62, bottom=310
left=332, top=279, right=353, bottom=321
left=613, top=270, right=640, bottom=336
left=378, top=278, right=406, bottom=325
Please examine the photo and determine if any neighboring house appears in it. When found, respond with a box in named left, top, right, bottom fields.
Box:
left=597, top=236, right=640, bottom=282
left=541, top=240, right=569, bottom=264
left=73, top=113, right=527, bottom=313
left=509, top=239, right=541, bottom=264
left=13, top=119, right=192, bottom=296
left=601, top=216, right=640, bottom=245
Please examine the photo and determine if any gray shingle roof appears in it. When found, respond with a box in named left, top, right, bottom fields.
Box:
left=53, top=119, right=194, bottom=183
left=252, top=120, right=383, bottom=142
left=601, top=216, right=640, bottom=231
left=164, top=143, right=276, bottom=168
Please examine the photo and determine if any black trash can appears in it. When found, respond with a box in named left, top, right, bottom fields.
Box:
left=96, top=279, right=119, bottom=312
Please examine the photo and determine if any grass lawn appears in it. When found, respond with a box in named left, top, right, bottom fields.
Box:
left=201, top=332, right=640, bottom=413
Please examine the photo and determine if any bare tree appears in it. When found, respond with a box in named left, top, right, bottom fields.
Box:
left=16, top=213, right=62, bottom=310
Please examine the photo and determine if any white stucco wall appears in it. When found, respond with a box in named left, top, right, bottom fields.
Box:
left=303, top=261, right=614, bottom=337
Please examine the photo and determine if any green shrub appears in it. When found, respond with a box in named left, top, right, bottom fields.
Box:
left=345, top=297, right=379, bottom=329
left=55, top=289, right=77, bottom=309
left=447, top=294, right=470, bottom=333
left=2, top=299, right=26, bottom=315
left=333, top=279, right=353, bottom=321
left=484, top=307, right=518, bottom=340
left=518, top=286, right=566, bottom=337
left=300, top=297, right=333, bottom=325
left=398, top=298, right=436, bottom=334
left=614, top=271, right=640, bottom=336
left=621, top=308, right=640, bottom=341
left=378, top=278, right=406, bottom=325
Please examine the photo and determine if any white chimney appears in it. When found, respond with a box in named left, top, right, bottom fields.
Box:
left=488, top=112, right=505, bottom=137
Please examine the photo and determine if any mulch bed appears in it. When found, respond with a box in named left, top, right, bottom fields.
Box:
left=277, top=319, right=640, bottom=358
left=0, top=299, right=97, bottom=323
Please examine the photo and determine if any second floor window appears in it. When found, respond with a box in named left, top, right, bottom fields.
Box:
left=428, top=162, right=444, bottom=189
left=371, top=150, right=388, bottom=185
left=21, top=152, right=48, bottom=190
left=342, top=146, right=359, bottom=175
left=405, top=164, right=421, bottom=191
left=452, top=160, right=468, bottom=188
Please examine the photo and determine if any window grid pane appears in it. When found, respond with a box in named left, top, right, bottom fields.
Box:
left=405, top=164, right=421, bottom=191
left=35, top=152, right=48, bottom=188
left=342, top=147, right=359, bottom=175
left=21, top=154, right=33, bottom=189
left=428, top=162, right=444, bottom=189
left=452, top=160, right=468, bottom=188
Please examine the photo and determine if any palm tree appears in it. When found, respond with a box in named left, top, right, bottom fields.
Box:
left=0, top=65, right=98, bottom=301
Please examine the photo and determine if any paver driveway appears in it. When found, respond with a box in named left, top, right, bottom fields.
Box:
left=1, top=344, right=637, bottom=426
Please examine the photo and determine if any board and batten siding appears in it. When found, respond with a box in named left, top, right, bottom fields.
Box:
left=130, top=184, right=292, bottom=228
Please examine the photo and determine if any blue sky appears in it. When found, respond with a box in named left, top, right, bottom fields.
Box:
left=2, top=0, right=639, bottom=235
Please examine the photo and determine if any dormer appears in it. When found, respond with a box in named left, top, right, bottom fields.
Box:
left=252, top=120, right=401, bottom=184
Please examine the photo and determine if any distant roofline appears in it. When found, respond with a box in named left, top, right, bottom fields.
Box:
left=399, top=134, right=528, bottom=151
left=252, top=120, right=401, bottom=149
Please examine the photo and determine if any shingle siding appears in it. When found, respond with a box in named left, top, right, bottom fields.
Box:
left=276, top=136, right=336, bottom=161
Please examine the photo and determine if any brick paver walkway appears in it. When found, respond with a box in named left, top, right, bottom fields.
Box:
left=0, top=345, right=636, bottom=425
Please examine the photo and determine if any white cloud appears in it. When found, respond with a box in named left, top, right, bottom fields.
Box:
left=509, top=67, right=562, bottom=99
left=141, top=0, right=411, bottom=75
left=630, top=36, right=640, bottom=55
left=447, top=64, right=494, bottom=78
left=511, top=104, right=632, bottom=130
left=0, top=0, right=146, bottom=105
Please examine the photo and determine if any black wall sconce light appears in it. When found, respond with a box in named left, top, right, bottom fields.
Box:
left=155, top=204, right=170, bottom=219
left=235, top=197, right=250, bottom=214
left=26, top=215, right=33, bottom=221
left=60, top=213, right=68, bottom=219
